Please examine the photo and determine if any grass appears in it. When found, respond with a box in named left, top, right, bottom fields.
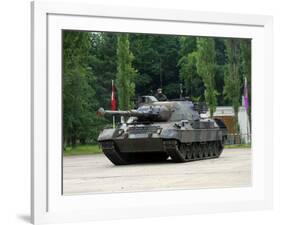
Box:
left=224, top=144, right=251, bottom=149
left=63, top=144, right=102, bottom=156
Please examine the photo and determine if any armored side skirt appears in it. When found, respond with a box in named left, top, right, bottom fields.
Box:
left=113, top=129, right=222, bottom=153
left=179, top=129, right=223, bottom=143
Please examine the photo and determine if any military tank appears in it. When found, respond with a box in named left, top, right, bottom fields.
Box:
left=97, top=98, right=227, bottom=165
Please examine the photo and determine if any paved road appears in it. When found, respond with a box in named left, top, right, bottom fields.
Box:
left=63, top=148, right=251, bottom=195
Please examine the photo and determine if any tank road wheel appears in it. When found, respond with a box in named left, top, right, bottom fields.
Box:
left=213, top=141, right=224, bottom=158
left=212, top=142, right=218, bottom=157
left=191, top=143, right=199, bottom=160
left=179, top=143, right=187, bottom=160
left=203, top=144, right=209, bottom=158
left=210, top=141, right=221, bottom=158
left=186, top=145, right=193, bottom=161
left=198, top=144, right=204, bottom=159
left=163, top=140, right=183, bottom=162
left=163, top=140, right=193, bottom=163
left=211, top=141, right=218, bottom=157
left=190, top=144, right=195, bottom=160
left=214, top=141, right=223, bottom=158
left=207, top=142, right=214, bottom=158
left=163, top=140, right=223, bottom=163
left=181, top=144, right=193, bottom=161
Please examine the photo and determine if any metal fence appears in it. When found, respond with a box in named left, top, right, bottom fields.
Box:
left=224, top=133, right=251, bottom=145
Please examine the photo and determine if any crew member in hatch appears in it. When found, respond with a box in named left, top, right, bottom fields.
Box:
left=155, top=88, right=167, bottom=101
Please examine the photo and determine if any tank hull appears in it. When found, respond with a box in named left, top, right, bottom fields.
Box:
left=98, top=127, right=225, bottom=165
left=98, top=126, right=224, bottom=153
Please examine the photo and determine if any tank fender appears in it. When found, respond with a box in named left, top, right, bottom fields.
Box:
left=97, top=128, right=115, bottom=141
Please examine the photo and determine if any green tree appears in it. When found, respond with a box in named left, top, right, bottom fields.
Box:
left=196, top=37, right=218, bottom=117
left=214, top=38, right=227, bottom=105
left=89, top=32, right=117, bottom=109
left=63, top=31, right=94, bottom=146
left=153, top=35, right=180, bottom=98
left=130, top=34, right=180, bottom=98
left=116, top=34, right=137, bottom=110
left=129, top=34, right=158, bottom=96
left=224, top=39, right=242, bottom=132
left=178, top=37, right=204, bottom=99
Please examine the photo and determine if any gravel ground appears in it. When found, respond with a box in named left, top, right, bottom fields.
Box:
left=63, top=148, right=251, bottom=195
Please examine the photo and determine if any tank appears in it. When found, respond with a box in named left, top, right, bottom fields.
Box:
left=97, top=99, right=227, bottom=165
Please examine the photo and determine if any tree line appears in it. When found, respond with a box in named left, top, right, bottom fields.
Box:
left=63, top=31, right=251, bottom=147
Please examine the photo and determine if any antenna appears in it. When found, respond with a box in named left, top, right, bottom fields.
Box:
left=159, top=57, right=162, bottom=89
left=180, top=83, right=183, bottom=99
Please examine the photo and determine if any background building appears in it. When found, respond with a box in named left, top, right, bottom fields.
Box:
left=207, top=106, right=251, bottom=144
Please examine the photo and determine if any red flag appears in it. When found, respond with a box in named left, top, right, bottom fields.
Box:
left=111, top=80, right=117, bottom=111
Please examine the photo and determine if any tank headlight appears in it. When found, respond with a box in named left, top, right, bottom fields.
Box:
left=156, top=128, right=162, bottom=134
left=117, top=129, right=124, bottom=136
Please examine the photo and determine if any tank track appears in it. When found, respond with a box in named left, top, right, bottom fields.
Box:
left=100, top=141, right=129, bottom=165
left=163, top=140, right=223, bottom=163
left=100, top=141, right=168, bottom=165
left=101, top=140, right=223, bottom=165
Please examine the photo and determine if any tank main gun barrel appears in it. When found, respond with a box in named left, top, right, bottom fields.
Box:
left=97, top=108, right=150, bottom=117
left=97, top=105, right=172, bottom=122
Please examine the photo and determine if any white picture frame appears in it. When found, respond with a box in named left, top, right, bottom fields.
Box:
left=31, top=1, right=273, bottom=224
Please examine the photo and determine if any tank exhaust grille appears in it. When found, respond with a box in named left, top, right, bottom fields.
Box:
left=127, top=126, right=160, bottom=134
